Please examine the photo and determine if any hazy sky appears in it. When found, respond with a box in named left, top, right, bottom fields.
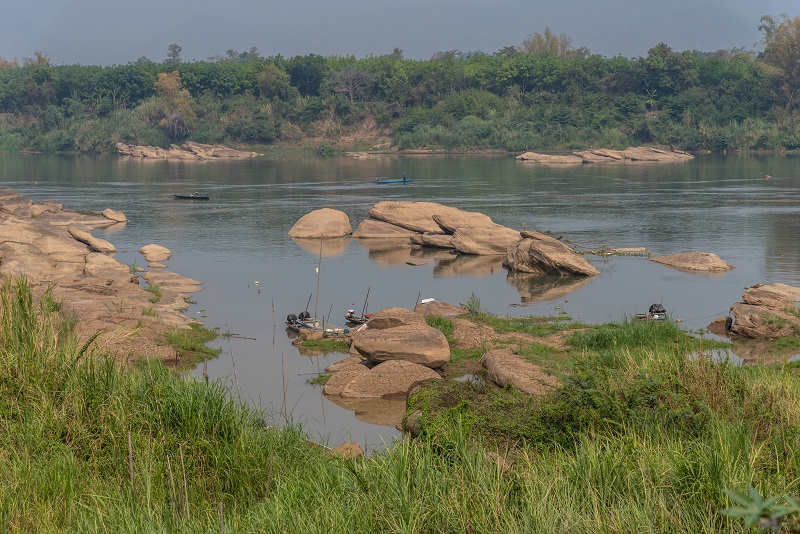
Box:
left=2, top=0, right=798, bottom=65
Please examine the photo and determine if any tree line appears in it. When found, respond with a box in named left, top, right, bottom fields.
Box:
left=0, top=17, right=798, bottom=154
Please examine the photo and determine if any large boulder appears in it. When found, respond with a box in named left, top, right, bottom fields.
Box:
left=340, top=360, right=441, bottom=398
left=504, top=231, right=599, bottom=276
left=723, top=283, right=800, bottom=339
left=434, top=212, right=521, bottom=255
left=650, top=252, right=733, bottom=272
left=516, top=152, right=584, bottom=164
left=288, top=208, right=352, bottom=238
left=481, top=349, right=559, bottom=394
left=368, top=201, right=473, bottom=235
left=351, top=307, right=450, bottom=368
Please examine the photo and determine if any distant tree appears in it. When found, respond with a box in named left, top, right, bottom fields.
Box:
left=286, top=54, right=328, bottom=97
left=256, top=63, right=297, bottom=101
left=432, top=50, right=464, bottom=61
left=519, top=28, right=590, bottom=58
left=132, top=56, right=155, bottom=66
left=494, top=45, right=518, bottom=58
left=22, top=51, right=50, bottom=67
left=165, top=43, right=182, bottom=64
left=330, top=68, right=375, bottom=102
left=153, top=71, right=195, bottom=138
left=0, top=57, right=18, bottom=70
left=387, top=47, right=404, bottom=59
left=759, top=14, right=800, bottom=112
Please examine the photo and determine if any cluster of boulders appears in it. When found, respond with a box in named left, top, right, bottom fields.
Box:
left=709, top=283, right=800, bottom=339
left=322, top=308, right=446, bottom=399
left=289, top=201, right=599, bottom=277
left=116, top=141, right=260, bottom=160
left=516, top=147, right=693, bottom=164
left=0, top=189, right=204, bottom=362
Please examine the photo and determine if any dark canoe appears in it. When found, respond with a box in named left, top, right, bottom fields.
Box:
left=376, top=178, right=413, bottom=184
left=173, top=194, right=210, bottom=200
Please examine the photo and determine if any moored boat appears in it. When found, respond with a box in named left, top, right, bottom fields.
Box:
left=635, top=303, right=667, bottom=321
left=173, top=192, right=210, bottom=200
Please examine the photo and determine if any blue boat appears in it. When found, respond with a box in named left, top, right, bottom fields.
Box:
left=376, top=178, right=413, bottom=184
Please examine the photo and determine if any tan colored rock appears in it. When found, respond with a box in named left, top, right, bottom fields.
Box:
left=516, top=152, right=584, bottom=164
left=139, top=244, right=171, bottom=262
left=718, top=283, right=800, bottom=339
left=325, top=355, right=367, bottom=373
left=322, top=363, right=371, bottom=396
left=353, top=323, right=450, bottom=368
left=116, top=142, right=259, bottom=160
left=330, top=441, right=364, bottom=460
left=650, top=252, right=733, bottom=272
left=288, top=208, right=352, bottom=238
left=410, top=233, right=455, bottom=249
left=505, top=231, right=600, bottom=276
left=102, top=208, right=127, bottom=223
left=363, top=307, right=428, bottom=330
left=352, top=218, right=419, bottom=239
left=68, top=226, right=116, bottom=254
left=367, top=201, right=462, bottom=234
left=481, top=349, right=559, bottom=394
left=341, top=360, right=441, bottom=398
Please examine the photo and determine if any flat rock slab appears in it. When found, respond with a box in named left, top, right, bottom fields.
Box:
left=719, top=283, right=800, bottom=339
left=139, top=244, right=171, bottom=262
left=481, top=349, right=559, bottom=394
left=650, top=252, right=733, bottom=272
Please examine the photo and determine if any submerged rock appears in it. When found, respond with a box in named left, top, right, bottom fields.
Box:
left=650, top=252, right=733, bottom=272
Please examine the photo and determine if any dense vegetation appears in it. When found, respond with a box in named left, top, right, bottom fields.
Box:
left=1, top=15, right=800, bottom=154
left=3, top=277, right=800, bottom=532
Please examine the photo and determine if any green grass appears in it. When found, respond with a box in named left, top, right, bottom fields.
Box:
left=307, top=373, right=330, bottom=386
left=425, top=314, right=456, bottom=344
left=3, top=277, right=800, bottom=532
left=299, top=338, right=350, bottom=353
left=473, top=313, right=588, bottom=337
left=163, top=323, right=221, bottom=362
left=145, top=282, right=162, bottom=303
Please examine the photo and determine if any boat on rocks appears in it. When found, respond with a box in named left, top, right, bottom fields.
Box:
left=286, top=311, right=350, bottom=337
left=635, top=303, right=667, bottom=321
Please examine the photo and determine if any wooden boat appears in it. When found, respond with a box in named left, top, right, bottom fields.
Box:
left=376, top=178, right=412, bottom=184
left=173, top=193, right=209, bottom=200
left=344, top=309, right=371, bottom=325
left=635, top=303, right=667, bottom=321
left=286, top=311, right=350, bottom=336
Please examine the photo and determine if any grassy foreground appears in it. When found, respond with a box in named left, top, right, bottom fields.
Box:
left=2, top=278, right=800, bottom=532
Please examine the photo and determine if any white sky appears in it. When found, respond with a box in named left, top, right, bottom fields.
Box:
left=2, top=0, right=798, bottom=65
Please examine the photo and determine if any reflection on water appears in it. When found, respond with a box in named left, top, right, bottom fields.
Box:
left=292, top=237, right=352, bottom=257
left=506, top=271, right=596, bottom=305
left=688, top=349, right=743, bottom=366
left=3, top=152, right=800, bottom=450
left=323, top=395, right=407, bottom=427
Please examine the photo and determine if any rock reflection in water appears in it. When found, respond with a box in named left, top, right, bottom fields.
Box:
left=506, top=271, right=595, bottom=305
left=433, top=254, right=504, bottom=278
left=357, top=238, right=444, bottom=266
left=323, top=395, right=407, bottom=427
left=291, top=237, right=351, bottom=257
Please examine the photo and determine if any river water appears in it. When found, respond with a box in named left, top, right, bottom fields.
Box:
left=2, top=152, right=799, bottom=449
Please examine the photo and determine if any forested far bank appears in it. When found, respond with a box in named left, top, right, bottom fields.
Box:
left=1, top=15, right=800, bottom=154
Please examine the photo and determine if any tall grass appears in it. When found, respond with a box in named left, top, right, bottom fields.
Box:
left=2, top=277, right=799, bottom=532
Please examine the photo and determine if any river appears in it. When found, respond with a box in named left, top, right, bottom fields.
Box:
left=2, top=152, right=799, bottom=449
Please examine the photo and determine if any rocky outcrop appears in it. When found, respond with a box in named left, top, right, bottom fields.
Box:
left=116, top=141, right=260, bottom=160
left=650, top=252, right=733, bottom=272
left=718, top=283, right=800, bottom=339
left=0, top=189, right=204, bottom=363
left=139, top=244, right=172, bottom=262
left=351, top=307, right=450, bottom=368
left=517, top=147, right=693, bottom=164
left=288, top=208, right=352, bottom=239
left=67, top=226, right=116, bottom=254
left=481, top=349, right=559, bottom=394
left=504, top=231, right=599, bottom=276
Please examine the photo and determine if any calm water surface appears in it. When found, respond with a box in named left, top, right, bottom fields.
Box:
left=2, top=153, right=799, bottom=449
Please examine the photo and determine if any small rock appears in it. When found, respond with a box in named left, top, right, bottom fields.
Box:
left=101, top=208, right=127, bottom=223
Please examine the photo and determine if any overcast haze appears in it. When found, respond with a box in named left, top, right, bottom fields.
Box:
left=2, top=0, right=799, bottom=65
